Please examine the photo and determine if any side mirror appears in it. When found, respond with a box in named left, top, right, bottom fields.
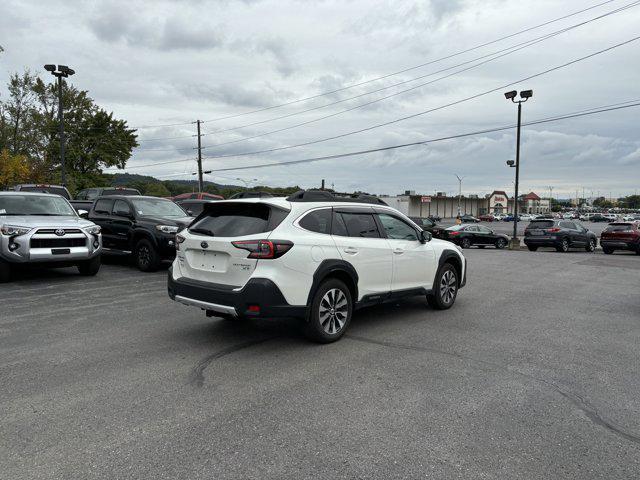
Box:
left=187, top=209, right=194, bottom=216
left=420, top=230, right=432, bottom=243
left=77, top=209, right=89, bottom=218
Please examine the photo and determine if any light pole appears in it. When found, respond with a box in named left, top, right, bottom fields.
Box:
left=548, top=186, right=554, bottom=214
left=44, top=64, right=75, bottom=185
left=504, top=89, right=532, bottom=249
left=455, top=175, right=464, bottom=217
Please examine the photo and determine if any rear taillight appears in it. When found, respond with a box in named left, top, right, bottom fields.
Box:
left=546, top=228, right=561, bottom=233
left=448, top=231, right=460, bottom=236
left=232, top=240, right=293, bottom=259
left=176, top=234, right=186, bottom=250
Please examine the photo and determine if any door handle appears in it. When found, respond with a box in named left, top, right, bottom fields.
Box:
left=343, top=247, right=358, bottom=254
left=393, top=248, right=404, bottom=254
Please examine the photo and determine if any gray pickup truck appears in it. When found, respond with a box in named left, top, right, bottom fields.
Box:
left=0, top=192, right=103, bottom=282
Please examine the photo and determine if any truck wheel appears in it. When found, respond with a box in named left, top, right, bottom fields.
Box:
left=602, top=247, right=613, bottom=254
left=0, top=259, right=11, bottom=283
left=304, top=278, right=353, bottom=343
left=427, top=263, right=458, bottom=310
left=77, top=256, right=101, bottom=276
left=135, top=239, right=160, bottom=272
left=527, top=246, right=538, bottom=251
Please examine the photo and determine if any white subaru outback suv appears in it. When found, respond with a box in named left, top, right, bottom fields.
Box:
left=168, top=190, right=466, bottom=342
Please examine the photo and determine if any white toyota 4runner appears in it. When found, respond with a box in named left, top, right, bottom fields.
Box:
left=168, top=190, right=466, bottom=342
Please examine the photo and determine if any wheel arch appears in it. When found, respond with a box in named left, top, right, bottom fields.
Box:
left=434, top=249, right=463, bottom=290
left=130, top=228, right=157, bottom=250
left=306, top=259, right=359, bottom=309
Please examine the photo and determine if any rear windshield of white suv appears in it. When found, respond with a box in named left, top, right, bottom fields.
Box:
left=189, top=203, right=289, bottom=237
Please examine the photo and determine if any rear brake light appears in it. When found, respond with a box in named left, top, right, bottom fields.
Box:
left=448, top=231, right=460, bottom=236
left=232, top=240, right=293, bottom=259
left=546, top=228, right=561, bottom=232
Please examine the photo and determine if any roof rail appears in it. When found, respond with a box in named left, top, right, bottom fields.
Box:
left=228, top=191, right=274, bottom=199
left=286, top=189, right=388, bottom=206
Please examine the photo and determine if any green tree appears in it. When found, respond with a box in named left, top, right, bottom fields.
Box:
left=144, top=182, right=171, bottom=197
left=0, top=149, right=30, bottom=188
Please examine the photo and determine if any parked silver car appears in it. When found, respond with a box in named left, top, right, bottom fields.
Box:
left=0, top=192, right=102, bottom=282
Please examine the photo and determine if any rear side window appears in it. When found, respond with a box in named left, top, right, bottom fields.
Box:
left=559, top=221, right=575, bottom=229
left=299, top=209, right=332, bottom=234
left=340, top=212, right=380, bottom=238
left=529, top=220, right=554, bottom=229
left=94, top=199, right=113, bottom=214
left=189, top=203, right=289, bottom=237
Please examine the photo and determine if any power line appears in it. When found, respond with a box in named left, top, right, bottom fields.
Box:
left=202, top=102, right=640, bottom=172
left=106, top=99, right=640, bottom=173
left=199, top=0, right=639, bottom=142
left=199, top=0, right=618, bottom=124
left=198, top=35, right=640, bottom=161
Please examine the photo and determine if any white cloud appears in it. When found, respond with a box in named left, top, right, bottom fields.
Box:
left=0, top=0, right=638, bottom=197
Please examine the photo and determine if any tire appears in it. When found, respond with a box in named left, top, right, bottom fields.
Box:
left=585, top=238, right=596, bottom=253
left=602, top=247, right=613, bottom=254
left=304, top=279, right=353, bottom=343
left=134, top=238, right=160, bottom=272
left=460, top=238, right=472, bottom=249
left=495, top=238, right=507, bottom=249
left=527, top=245, right=538, bottom=252
left=556, top=238, right=570, bottom=253
left=427, top=263, right=458, bottom=310
left=0, top=259, right=11, bottom=283
left=77, top=256, right=101, bottom=276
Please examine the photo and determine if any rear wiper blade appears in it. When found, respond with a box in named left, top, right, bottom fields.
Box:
left=189, top=227, right=215, bottom=236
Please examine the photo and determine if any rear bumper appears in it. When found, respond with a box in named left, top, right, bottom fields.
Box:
left=600, top=240, right=640, bottom=251
left=523, top=237, right=560, bottom=247
left=167, top=267, right=307, bottom=319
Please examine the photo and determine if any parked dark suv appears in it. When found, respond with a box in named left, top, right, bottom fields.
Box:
left=524, top=219, right=597, bottom=252
left=600, top=222, right=640, bottom=254
left=88, top=195, right=193, bottom=271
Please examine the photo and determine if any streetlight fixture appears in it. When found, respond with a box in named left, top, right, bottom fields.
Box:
left=504, top=89, right=533, bottom=249
left=44, top=64, right=75, bottom=185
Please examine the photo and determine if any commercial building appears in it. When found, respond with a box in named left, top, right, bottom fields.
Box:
left=379, top=190, right=550, bottom=218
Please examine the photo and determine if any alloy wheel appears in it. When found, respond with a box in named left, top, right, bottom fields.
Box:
left=440, top=270, right=457, bottom=305
left=138, top=246, right=151, bottom=266
left=319, top=288, right=348, bottom=334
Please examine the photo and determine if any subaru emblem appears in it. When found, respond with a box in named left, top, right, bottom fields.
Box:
left=201, top=241, right=209, bottom=249
left=55, top=229, right=65, bottom=236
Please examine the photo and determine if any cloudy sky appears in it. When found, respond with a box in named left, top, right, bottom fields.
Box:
left=1, top=0, right=639, bottom=198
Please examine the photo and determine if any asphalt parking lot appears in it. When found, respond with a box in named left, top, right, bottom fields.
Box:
left=2, top=250, right=640, bottom=479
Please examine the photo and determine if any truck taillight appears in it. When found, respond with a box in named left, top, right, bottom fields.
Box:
left=232, top=240, right=293, bottom=259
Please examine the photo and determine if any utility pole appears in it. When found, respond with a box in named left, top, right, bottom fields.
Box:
left=455, top=175, right=464, bottom=217
left=196, top=120, right=203, bottom=192
left=548, top=186, right=554, bottom=213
